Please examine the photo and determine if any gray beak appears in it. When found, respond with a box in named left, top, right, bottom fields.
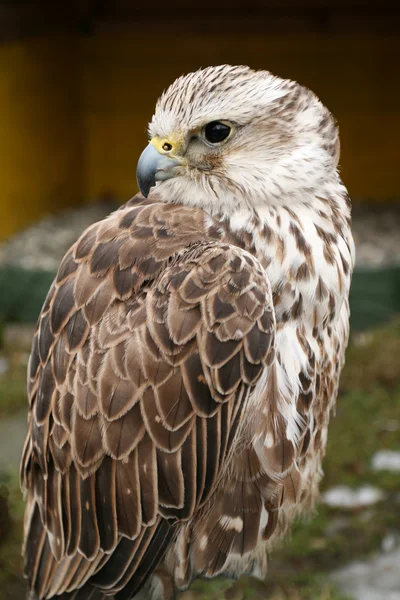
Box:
left=136, top=143, right=181, bottom=197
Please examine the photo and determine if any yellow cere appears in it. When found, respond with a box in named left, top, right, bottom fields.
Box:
left=151, top=134, right=184, bottom=156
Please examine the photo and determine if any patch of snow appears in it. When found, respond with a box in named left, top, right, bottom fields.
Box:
left=331, top=549, right=400, bottom=600
left=321, top=485, right=384, bottom=509
left=382, top=534, right=398, bottom=553
left=372, top=450, right=400, bottom=472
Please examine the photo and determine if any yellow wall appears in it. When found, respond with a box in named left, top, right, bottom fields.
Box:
left=0, top=36, right=83, bottom=240
left=0, top=31, right=398, bottom=240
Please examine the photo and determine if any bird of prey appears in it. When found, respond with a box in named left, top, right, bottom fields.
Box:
left=20, top=65, right=355, bottom=600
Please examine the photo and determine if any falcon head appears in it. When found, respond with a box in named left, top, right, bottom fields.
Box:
left=137, top=65, right=340, bottom=214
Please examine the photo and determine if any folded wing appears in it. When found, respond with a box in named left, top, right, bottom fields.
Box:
left=20, top=197, right=275, bottom=599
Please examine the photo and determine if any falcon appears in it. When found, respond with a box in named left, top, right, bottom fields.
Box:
left=20, top=65, right=355, bottom=600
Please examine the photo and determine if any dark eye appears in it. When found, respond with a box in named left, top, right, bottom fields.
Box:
left=204, top=121, right=231, bottom=144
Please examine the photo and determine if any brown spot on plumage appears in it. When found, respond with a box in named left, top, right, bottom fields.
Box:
left=296, top=262, right=312, bottom=281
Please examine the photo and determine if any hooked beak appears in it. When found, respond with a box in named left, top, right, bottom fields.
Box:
left=136, top=143, right=182, bottom=197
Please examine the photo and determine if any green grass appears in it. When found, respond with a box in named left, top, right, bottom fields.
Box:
left=182, top=573, right=352, bottom=600
left=0, top=327, right=30, bottom=417
left=0, top=319, right=400, bottom=599
left=0, top=471, right=25, bottom=599
left=340, top=319, right=400, bottom=392
left=0, top=370, right=27, bottom=417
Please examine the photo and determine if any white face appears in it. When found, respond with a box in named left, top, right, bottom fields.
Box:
left=138, top=65, right=340, bottom=216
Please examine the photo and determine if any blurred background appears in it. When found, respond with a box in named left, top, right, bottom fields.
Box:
left=0, top=1, right=399, bottom=599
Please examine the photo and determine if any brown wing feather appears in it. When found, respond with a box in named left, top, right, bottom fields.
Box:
left=20, top=195, right=275, bottom=599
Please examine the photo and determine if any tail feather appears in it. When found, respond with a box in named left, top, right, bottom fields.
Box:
left=24, top=495, right=173, bottom=600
